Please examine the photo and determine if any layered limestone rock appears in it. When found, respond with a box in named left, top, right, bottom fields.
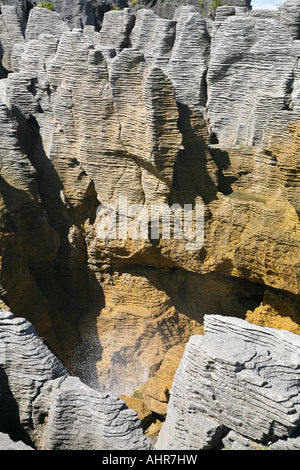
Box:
left=156, top=315, right=300, bottom=450
left=128, top=0, right=251, bottom=22
left=98, top=9, right=135, bottom=52
left=204, top=3, right=300, bottom=299
left=25, top=6, right=70, bottom=41
left=0, top=1, right=299, bottom=427
left=246, top=288, right=300, bottom=335
left=0, top=5, right=24, bottom=72
left=278, top=0, right=300, bottom=39
left=207, top=12, right=296, bottom=147
left=0, top=309, right=152, bottom=450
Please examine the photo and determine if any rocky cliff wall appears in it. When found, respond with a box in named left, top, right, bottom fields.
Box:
left=157, top=314, right=300, bottom=450
left=0, top=0, right=299, bottom=436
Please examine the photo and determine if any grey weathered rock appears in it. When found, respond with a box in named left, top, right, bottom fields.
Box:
left=130, top=8, right=176, bottom=71
left=156, top=315, right=300, bottom=450
left=278, top=0, right=300, bottom=40
left=13, top=0, right=96, bottom=29
left=207, top=13, right=297, bottom=147
left=0, top=0, right=299, bottom=434
left=98, top=9, right=135, bottom=53
left=0, top=309, right=152, bottom=450
left=49, top=0, right=95, bottom=29
left=0, top=432, right=34, bottom=450
left=268, top=436, right=300, bottom=450
left=32, top=375, right=152, bottom=450
left=167, top=7, right=210, bottom=110
left=0, top=310, right=66, bottom=440
left=156, top=406, right=223, bottom=450
left=0, top=5, right=24, bottom=72
left=25, top=7, right=70, bottom=42
left=129, top=0, right=251, bottom=22
left=0, top=102, right=37, bottom=190
left=0, top=0, right=27, bottom=24
left=9, top=7, right=70, bottom=77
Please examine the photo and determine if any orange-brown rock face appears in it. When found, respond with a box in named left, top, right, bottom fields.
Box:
left=0, top=3, right=299, bottom=412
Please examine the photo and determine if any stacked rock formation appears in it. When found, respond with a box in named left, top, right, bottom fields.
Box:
left=156, top=315, right=300, bottom=450
left=0, top=309, right=151, bottom=450
left=0, top=0, right=298, bottom=424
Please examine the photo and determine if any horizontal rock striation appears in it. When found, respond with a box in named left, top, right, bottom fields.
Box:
left=25, top=6, right=70, bottom=41
left=278, top=0, right=300, bottom=39
left=207, top=13, right=297, bottom=147
left=156, top=315, right=300, bottom=450
left=128, top=0, right=251, bottom=22
left=0, top=432, right=33, bottom=450
left=0, top=5, right=24, bottom=72
left=0, top=309, right=152, bottom=450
